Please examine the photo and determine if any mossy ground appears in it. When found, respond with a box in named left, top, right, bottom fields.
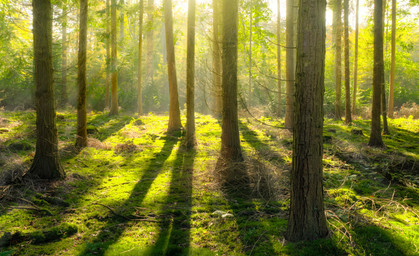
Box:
left=0, top=111, right=418, bottom=255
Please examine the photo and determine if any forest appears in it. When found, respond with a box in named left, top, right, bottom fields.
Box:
left=0, top=0, right=418, bottom=255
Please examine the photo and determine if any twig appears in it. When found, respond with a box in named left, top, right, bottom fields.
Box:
left=93, top=203, right=160, bottom=222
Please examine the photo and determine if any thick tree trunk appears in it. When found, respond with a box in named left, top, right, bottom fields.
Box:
left=212, top=0, right=222, bottom=117
left=334, top=0, right=342, bottom=120
left=286, top=0, right=328, bottom=241
left=220, top=0, right=242, bottom=162
left=284, top=0, right=295, bottom=129
left=105, top=0, right=111, bottom=109
left=110, top=0, right=119, bottom=115
left=28, top=0, right=65, bottom=179
left=164, top=0, right=182, bottom=132
left=352, top=0, right=359, bottom=115
left=61, top=4, right=68, bottom=107
left=369, top=0, right=385, bottom=147
left=146, top=0, right=154, bottom=87
left=344, top=0, right=352, bottom=123
left=138, top=0, right=144, bottom=115
left=277, top=0, right=281, bottom=117
left=388, top=0, right=395, bottom=118
left=185, top=0, right=196, bottom=149
left=76, top=0, right=88, bottom=148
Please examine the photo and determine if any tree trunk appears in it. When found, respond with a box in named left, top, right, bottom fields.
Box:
left=110, top=0, right=119, bottom=115
left=119, top=0, right=124, bottom=41
left=138, top=0, right=144, bottom=115
left=277, top=0, right=281, bottom=117
left=388, top=0, right=395, bottom=118
left=76, top=0, right=88, bottom=148
left=146, top=0, right=154, bottom=88
left=344, top=0, right=352, bottom=124
left=105, top=0, right=111, bottom=110
left=164, top=0, right=182, bottom=132
left=284, top=0, right=295, bottom=129
left=185, top=0, right=196, bottom=149
left=212, top=0, right=222, bottom=117
left=369, top=0, right=385, bottom=147
left=61, top=3, right=68, bottom=107
left=334, top=0, right=342, bottom=120
left=286, top=0, right=328, bottom=241
left=28, top=0, right=65, bottom=179
left=248, top=4, right=253, bottom=108
left=352, top=0, right=359, bottom=115
left=220, top=0, right=242, bottom=162
left=381, top=0, right=389, bottom=135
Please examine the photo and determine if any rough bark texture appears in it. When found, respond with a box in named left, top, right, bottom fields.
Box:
left=60, top=3, right=68, bottom=107
left=286, top=0, right=329, bottom=241
left=388, top=0, right=395, bottom=118
left=220, top=0, right=242, bottom=162
left=105, top=0, right=111, bottom=109
left=185, top=0, right=196, bottom=149
left=369, top=0, right=385, bottom=147
left=352, top=0, right=359, bottom=115
left=344, top=0, right=352, bottom=124
left=110, top=0, right=119, bottom=115
left=284, top=0, right=295, bottom=129
left=334, top=0, right=342, bottom=120
left=29, top=0, right=65, bottom=179
left=138, top=0, right=144, bottom=115
left=76, top=0, right=88, bottom=148
left=212, top=0, right=222, bottom=117
left=145, top=0, right=154, bottom=87
left=277, top=0, right=281, bottom=117
left=164, top=0, right=182, bottom=132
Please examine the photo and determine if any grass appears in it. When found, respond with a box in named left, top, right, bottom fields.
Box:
left=0, top=111, right=418, bottom=255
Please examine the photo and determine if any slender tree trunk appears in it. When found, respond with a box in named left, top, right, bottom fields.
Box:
left=185, top=0, right=196, bottom=149
left=334, top=0, right=342, bottom=120
left=388, top=0, right=395, bottom=118
left=248, top=4, right=253, bottom=108
left=28, top=0, right=65, bottom=179
left=213, top=0, right=222, bottom=117
left=110, top=0, right=119, bottom=115
left=277, top=0, right=281, bottom=117
left=146, top=0, right=154, bottom=87
left=138, top=0, right=144, bottom=115
left=164, top=0, right=182, bottom=132
left=369, top=0, right=385, bottom=147
left=344, top=0, right=352, bottom=123
left=284, top=0, right=295, bottom=129
left=120, top=0, right=124, bottom=41
left=381, top=0, right=389, bottom=134
left=76, top=0, right=88, bottom=148
left=220, top=0, right=242, bottom=162
left=105, top=0, right=111, bottom=109
left=352, top=0, right=359, bottom=115
left=61, top=3, right=68, bottom=107
left=286, top=0, right=328, bottom=242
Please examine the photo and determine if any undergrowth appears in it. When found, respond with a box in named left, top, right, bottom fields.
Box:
left=0, top=111, right=418, bottom=255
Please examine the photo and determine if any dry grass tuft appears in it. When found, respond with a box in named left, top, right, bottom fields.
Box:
left=114, top=141, right=139, bottom=154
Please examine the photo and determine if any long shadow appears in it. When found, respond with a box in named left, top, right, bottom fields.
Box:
left=87, top=114, right=133, bottom=142
left=80, top=134, right=179, bottom=255
left=149, top=147, right=196, bottom=255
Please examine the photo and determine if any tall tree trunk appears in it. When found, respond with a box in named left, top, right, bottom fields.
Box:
left=352, top=0, right=359, bottom=115
left=28, top=0, right=65, bottom=179
left=248, top=3, right=253, bottom=108
left=110, top=0, right=119, bottom=115
left=334, top=0, right=342, bottom=120
left=61, top=3, right=68, bottom=107
left=185, top=0, right=196, bottom=149
left=146, top=0, right=154, bottom=87
left=286, top=0, right=328, bottom=242
left=388, top=0, right=395, bottom=118
left=220, top=0, right=242, bottom=163
left=105, top=0, right=111, bottom=109
left=212, top=0, right=222, bottom=117
left=164, top=0, right=182, bottom=132
left=369, top=0, right=385, bottom=147
left=284, top=0, right=295, bottom=129
left=76, top=0, right=88, bottom=148
left=344, top=0, right=352, bottom=123
left=138, top=0, right=144, bottom=115
left=119, top=0, right=124, bottom=41
left=381, top=0, right=390, bottom=135
left=277, top=0, right=281, bottom=117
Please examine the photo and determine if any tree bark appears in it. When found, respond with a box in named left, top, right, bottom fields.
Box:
left=286, top=0, right=328, bottom=241
left=277, top=0, right=281, bottom=117
left=60, top=3, right=68, bottom=107
left=185, top=0, right=196, bottom=149
left=334, top=0, right=342, bottom=120
left=164, top=0, right=182, bottom=132
left=105, top=0, right=111, bottom=109
left=212, top=0, right=222, bottom=117
left=388, top=0, right=395, bottom=118
left=369, top=0, right=385, bottom=147
left=138, top=0, right=144, bottom=115
left=284, top=0, right=295, bottom=129
left=28, top=0, right=65, bottom=179
left=110, top=0, right=119, bottom=115
left=352, top=0, right=359, bottom=115
left=381, top=0, right=389, bottom=135
left=344, top=0, right=352, bottom=124
left=76, top=0, right=88, bottom=148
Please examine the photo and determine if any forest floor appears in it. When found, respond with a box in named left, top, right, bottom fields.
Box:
left=0, top=110, right=418, bottom=256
